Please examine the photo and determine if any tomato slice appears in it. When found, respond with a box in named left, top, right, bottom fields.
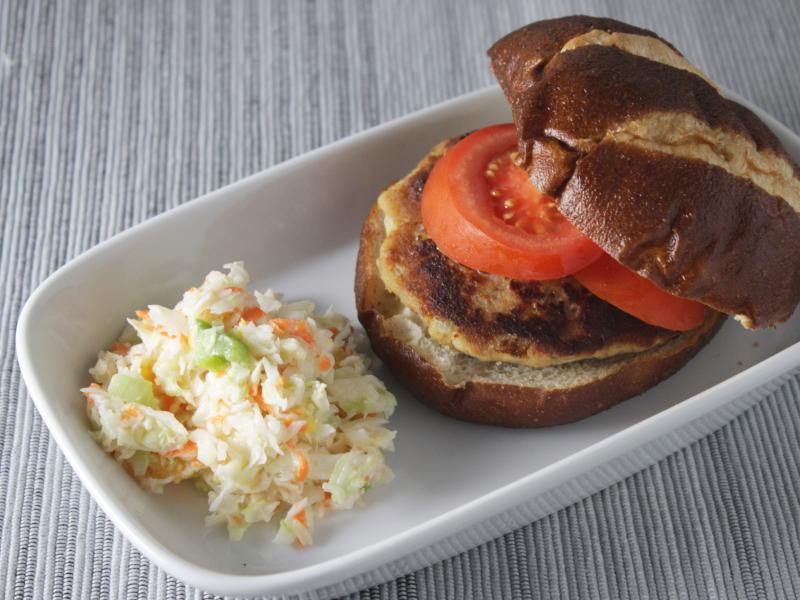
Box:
left=421, top=123, right=604, bottom=281
left=573, top=254, right=707, bottom=331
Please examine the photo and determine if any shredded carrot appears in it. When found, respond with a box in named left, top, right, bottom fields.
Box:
left=109, top=342, right=130, bottom=355
left=81, top=386, right=98, bottom=406
left=318, top=354, right=333, bottom=372
left=224, top=286, right=245, bottom=294
left=135, top=309, right=149, bottom=319
left=295, top=323, right=315, bottom=346
left=323, top=491, right=332, bottom=508
left=165, top=439, right=196, bottom=459
left=291, top=510, right=308, bottom=547
left=249, top=383, right=269, bottom=413
left=140, top=362, right=155, bottom=382
left=269, top=318, right=288, bottom=334
left=293, top=450, right=309, bottom=482
left=121, top=406, right=141, bottom=421
left=329, top=327, right=339, bottom=336
left=269, top=318, right=315, bottom=346
left=160, top=395, right=179, bottom=412
left=242, top=306, right=267, bottom=323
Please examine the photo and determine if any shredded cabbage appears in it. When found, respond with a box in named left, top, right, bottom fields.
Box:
left=83, top=262, right=396, bottom=546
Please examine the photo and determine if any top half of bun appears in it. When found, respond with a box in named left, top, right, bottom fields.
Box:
left=488, top=15, right=800, bottom=328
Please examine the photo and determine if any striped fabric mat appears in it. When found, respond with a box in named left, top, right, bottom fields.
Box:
left=2, top=0, right=800, bottom=598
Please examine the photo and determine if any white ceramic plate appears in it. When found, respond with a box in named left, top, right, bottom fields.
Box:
left=16, top=85, right=800, bottom=598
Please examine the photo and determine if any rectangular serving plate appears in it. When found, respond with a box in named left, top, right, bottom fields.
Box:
left=16, top=85, right=800, bottom=598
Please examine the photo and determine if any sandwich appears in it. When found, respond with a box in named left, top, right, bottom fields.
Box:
left=355, top=16, right=800, bottom=427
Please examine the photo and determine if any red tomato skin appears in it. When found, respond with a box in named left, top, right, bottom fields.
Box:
left=573, top=254, right=707, bottom=331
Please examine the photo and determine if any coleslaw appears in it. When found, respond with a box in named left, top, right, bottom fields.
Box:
left=82, top=262, right=396, bottom=545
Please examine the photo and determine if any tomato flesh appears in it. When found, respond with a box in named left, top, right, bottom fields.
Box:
left=421, top=124, right=604, bottom=281
left=573, top=254, right=707, bottom=331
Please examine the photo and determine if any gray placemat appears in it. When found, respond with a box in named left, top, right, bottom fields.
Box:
left=2, top=0, right=800, bottom=598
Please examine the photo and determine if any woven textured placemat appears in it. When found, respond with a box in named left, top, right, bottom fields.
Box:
left=2, top=1, right=800, bottom=598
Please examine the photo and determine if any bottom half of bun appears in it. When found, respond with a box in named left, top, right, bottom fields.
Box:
left=356, top=202, right=725, bottom=427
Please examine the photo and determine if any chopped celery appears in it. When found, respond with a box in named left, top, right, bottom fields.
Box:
left=108, top=373, right=158, bottom=409
left=197, top=354, right=230, bottom=371
left=193, top=320, right=253, bottom=371
left=195, top=326, right=229, bottom=371
left=215, top=333, right=252, bottom=365
left=194, top=321, right=225, bottom=369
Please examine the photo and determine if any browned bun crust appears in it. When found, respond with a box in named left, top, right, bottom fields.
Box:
left=356, top=201, right=725, bottom=428
left=487, top=16, right=671, bottom=118
left=488, top=16, right=800, bottom=328
left=561, top=142, right=800, bottom=327
left=507, top=45, right=793, bottom=168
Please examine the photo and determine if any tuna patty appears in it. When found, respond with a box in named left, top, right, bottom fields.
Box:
left=376, top=139, right=680, bottom=368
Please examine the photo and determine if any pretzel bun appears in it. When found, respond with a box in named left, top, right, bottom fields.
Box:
left=489, top=16, right=800, bottom=328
